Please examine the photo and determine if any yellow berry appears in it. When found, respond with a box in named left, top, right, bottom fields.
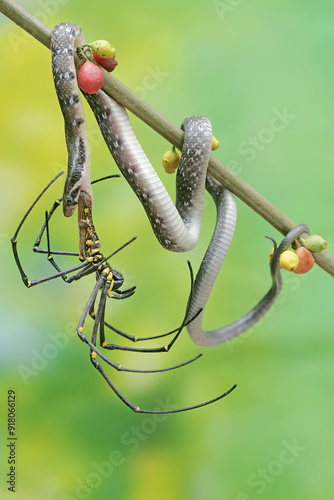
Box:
left=211, top=136, right=220, bottom=150
left=89, top=40, right=116, bottom=59
left=269, top=247, right=275, bottom=260
left=279, top=250, right=300, bottom=272
left=162, top=146, right=180, bottom=174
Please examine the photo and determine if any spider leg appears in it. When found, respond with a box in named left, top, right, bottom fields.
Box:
left=32, top=198, right=77, bottom=257
left=93, top=360, right=237, bottom=414
left=98, top=314, right=199, bottom=342
left=31, top=172, right=121, bottom=260
left=12, top=249, right=94, bottom=288
left=110, top=287, right=137, bottom=299
left=79, top=276, right=236, bottom=413
left=31, top=173, right=121, bottom=272
left=89, top=260, right=197, bottom=343
left=86, top=265, right=235, bottom=417
left=91, top=280, right=109, bottom=352
left=12, top=186, right=136, bottom=288
left=98, top=261, right=201, bottom=353
left=77, top=272, right=203, bottom=373
left=11, top=172, right=64, bottom=287
left=11, top=172, right=127, bottom=288
left=10, top=171, right=93, bottom=287
left=11, top=172, right=64, bottom=243
left=42, top=208, right=80, bottom=281
left=58, top=238, right=138, bottom=287
left=91, top=174, right=120, bottom=185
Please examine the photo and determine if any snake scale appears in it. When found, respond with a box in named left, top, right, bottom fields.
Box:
left=51, top=22, right=308, bottom=347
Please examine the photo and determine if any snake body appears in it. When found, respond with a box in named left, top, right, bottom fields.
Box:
left=51, top=22, right=308, bottom=347
left=85, top=90, right=213, bottom=252
left=51, top=23, right=92, bottom=217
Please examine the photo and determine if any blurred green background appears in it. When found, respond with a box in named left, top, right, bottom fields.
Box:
left=0, top=0, right=333, bottom=499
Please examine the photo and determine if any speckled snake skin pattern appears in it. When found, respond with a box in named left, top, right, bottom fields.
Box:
left=51, top=22, right=305, bottom=347
left=51, top=23, right=93, bottom=217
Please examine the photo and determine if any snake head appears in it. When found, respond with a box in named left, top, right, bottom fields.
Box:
left=62, top=183, right=80, bottom=217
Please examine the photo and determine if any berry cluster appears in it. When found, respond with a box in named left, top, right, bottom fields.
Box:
left=270, top=234, right=327, bottom=274
left=78, top=39, right=118, bottom=94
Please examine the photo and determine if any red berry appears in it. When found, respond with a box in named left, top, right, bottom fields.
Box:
left=78, top=61, right=104, bottom=94
left=293, top=246, right=314, bottom=274
left=93, top=53, right=118, bottom=72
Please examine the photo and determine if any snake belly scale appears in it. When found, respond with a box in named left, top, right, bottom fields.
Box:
left=51, top=22, right=306, bottom=347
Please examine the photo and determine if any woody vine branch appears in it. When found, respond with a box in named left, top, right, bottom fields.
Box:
left=1, top=0, right=333, bottom=277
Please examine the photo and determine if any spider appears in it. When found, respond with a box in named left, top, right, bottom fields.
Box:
left=11, top=172, right=237, bottom=413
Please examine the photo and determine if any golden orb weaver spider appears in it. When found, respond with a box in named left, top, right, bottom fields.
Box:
left=11, top=172, right=237, bottom=413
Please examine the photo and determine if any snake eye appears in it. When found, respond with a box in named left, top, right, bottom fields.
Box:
left=65, top=196, right=74, bottom=205
left=65, top=186, right=80, bottom=205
